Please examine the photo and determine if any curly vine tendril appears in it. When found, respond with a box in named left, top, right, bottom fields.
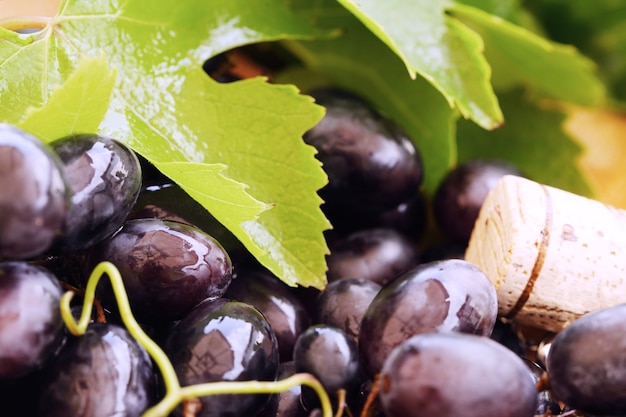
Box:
left=60, top=261, right=333, bottom=417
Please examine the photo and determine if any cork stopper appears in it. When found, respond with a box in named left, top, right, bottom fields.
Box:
left=465, top=175, right=626, bottom=333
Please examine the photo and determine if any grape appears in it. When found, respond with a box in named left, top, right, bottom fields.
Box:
left=84, top=218, right=232, bottom=324
left=304, top=90, right=423, bottom=213
left=50, top=133, right=142, bottom=252
left=38, top=322, right=156, bottom=417
left=546, top=303, right=626, bottom=415
left=379, top=332, right=537, bottom=417
left=0, top=261, right=65, bottom=380
left=326, top=228, right=420, bottom=286
left=164, top=298, right=279, bottom=417
left=314, top=277, right=381, bottom=345
left=224, top=266, right=311, bottom=362
left=433, top=158, right=522, bottom=243
left=293, top=325, right=360, bottom=405
left=358, top=259, right=498, bottom=377
left=128, top=178, right=250, bottom=266
left=0, top=124, right=69, bottom=259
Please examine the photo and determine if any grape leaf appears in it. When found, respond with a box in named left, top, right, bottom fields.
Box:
left=456, top=89, right=592, bottom=196
left=334, top=0, right=503, bottom=130
left=454, top=0, right=544, bottom=30
left=0, top=0, right=331, bottom=289
left=281, top=0, right=457, bottom=196
left=18, top=54, right=116, bottom=142
left=448, top=3, right=607, bottom=105
left=523, top=0, right=626, bottom=102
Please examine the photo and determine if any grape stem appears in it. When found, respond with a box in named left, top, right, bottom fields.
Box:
left=60, top=261, right=334, bottom=417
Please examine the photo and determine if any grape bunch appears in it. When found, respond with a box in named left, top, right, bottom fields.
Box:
left=0, top=83, right=623, bottom=417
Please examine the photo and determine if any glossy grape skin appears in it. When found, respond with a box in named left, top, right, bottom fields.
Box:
left=128, top=179, right=249, bottom=265
left=50, top=133, right=142, bottom=252
left=164, top=298, right=279, bottom=417
left=0, top=262, right=65, bottom=380
left=546, top=303, right=626, bottom=415
left=84, top=218, right=232, bottom=324
left=38, top=323, right=156, bottom=417
left=433, top=159, right=522, bottom=243
left=0, top=124, right=69, bottom=259
left=293, top=325, right=360, bottom=398
left=379, top=332, right=537, bottom=417
left=314, top=278, right=381, bottom=346
left=358, top=259, right=498, bottom=377
left=304, top=91, right=423, bottom=213
left=326, top=228, right=420, bottom=286
left=224, top=267, right=311, bottom=362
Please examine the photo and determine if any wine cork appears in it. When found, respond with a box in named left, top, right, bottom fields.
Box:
left=465, top=175, right=626, bottom=333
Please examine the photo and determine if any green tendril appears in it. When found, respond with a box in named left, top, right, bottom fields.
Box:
left=59, top=261, right=334, bottom=417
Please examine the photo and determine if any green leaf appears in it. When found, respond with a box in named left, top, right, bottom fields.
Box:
left=448, top=3, right=607, bottom=105
left=454, top=0, right=544, bottom=31
left=334, top=0, right=503, bottom=130
left=154, top=160, right=271, bottom=246
left=18, top=54, right=116, bottom=142
left=456, top=89, right=592, bottom=196
left=281, top=0, right=457, bottom=196
left=0, top=0, right=330, bottom=289
left=523, top=0, right=626, bottom=102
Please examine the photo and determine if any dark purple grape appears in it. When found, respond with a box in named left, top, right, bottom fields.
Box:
left=0, top=262, right=65, bottom=379
left=314, top=278, right=381, bottom=345
left=224, top=267, right=311, bottom=362
left=164, top=298, right=279, bottom=417
left=38, top=322, right=156, bottom=417
left=50, top=133, right=142, bottom=252
left=128, top=179, right=250, bottom=266
left=379, top=332, right=537, bottom=417
left=433, top=159, right=522, bottom=243
left=0, top=124, right=69, bottom=259
left=546, top=303, right=626, bottom=415
left=257, top=361, right=308, bottom=417
left=326, top=228, right=420, bottom=286
left=84, top=218, right=232, bottom=324
left=304, top=91, right=423, bottom=213
left=358, top=259, right=498, bottom=377
left=293, top=324, right=360, bottom=410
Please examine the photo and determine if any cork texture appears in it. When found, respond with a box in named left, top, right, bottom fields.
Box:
left=465, top=175, right=626, bottom=332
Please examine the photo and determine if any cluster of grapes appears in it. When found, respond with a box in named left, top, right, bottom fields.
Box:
left=1, top=85, right=625, bottom=417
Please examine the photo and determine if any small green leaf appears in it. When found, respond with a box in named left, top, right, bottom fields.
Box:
left=448, top=3, right=607, bottom=105
left=335, top=0, right=503, bottom=130
left=18, top=54, right=116, bottom=142
left=155, top=160, right=271, bottom=250
left=456, top=89, right=592, bottom=196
